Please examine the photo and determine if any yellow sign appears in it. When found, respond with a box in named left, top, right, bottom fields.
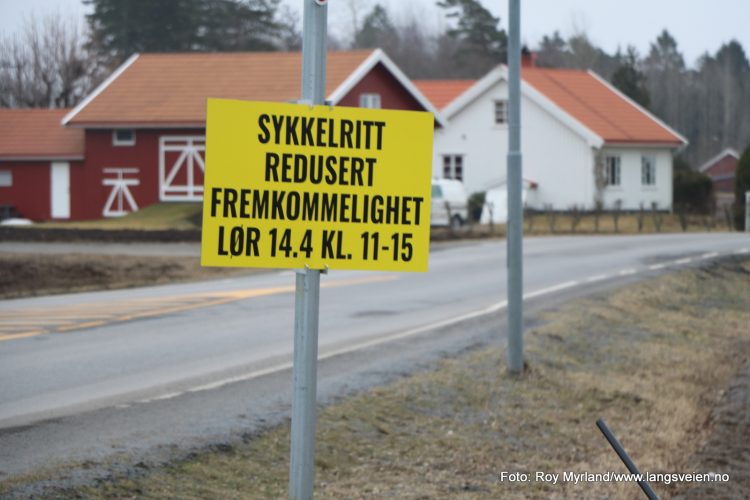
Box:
left=201, top=99, right=434, bottom=272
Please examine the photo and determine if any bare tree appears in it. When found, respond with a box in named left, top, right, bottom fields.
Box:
left=569, top=204, right=582, bottom=232
left=593, top=149, right=607, bottom=208
left=0, top=14, right=99, bottom=108
left=611, top=199, right=623, bottom=232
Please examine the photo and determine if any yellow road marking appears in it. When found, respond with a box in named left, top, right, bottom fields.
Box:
left=0, top=330, right=46, bottom=341
left=0, top=274, right=398, bottom=342
left=57, top=320, right=107, bottom=332
left=0, top=319, right=76, bottom=325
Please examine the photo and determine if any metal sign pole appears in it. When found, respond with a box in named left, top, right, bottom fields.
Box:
left=506, top=0, right=524, bottom=374
left=289, top=1, right=327, bottom=498
left=745, top=191, right=749, bottom=232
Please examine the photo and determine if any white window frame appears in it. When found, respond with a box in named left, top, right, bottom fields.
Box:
left=359, top=93, right=381, bottom=109
left=641, top=154, right=656, bottom=186
left=159, top=135, right=206, bottom=201
left=0, top=170, right=11, bottom=187
left=605, top=155, right=621, bottom=187
left=494, top=100, right=508, bottom=125
left=112, top=129, right=136, bottom=146
left=442, top=154, right=464, bottom=181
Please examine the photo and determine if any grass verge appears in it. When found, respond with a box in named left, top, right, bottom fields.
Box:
left=7, top=258, right=750, bottom=499
left=33, top=203, right=203, bottom=230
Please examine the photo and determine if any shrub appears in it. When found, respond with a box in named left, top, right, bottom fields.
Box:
left=734, top=144, right=750, bottom=229
left=673, top=156, right=714, bottom=214
left=468, top=191, right=486, bottom=223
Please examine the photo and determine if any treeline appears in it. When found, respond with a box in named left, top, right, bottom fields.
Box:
left=1, top=0, right=749, bottom=166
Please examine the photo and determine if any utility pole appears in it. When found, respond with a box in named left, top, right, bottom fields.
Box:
left=289, top=1, right=327, bottom=498
left=506, top=0, right=524, bottom=374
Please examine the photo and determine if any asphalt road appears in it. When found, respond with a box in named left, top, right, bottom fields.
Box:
left=1, top=233, right=748, bottom=484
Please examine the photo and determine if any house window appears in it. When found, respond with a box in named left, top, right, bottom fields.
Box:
left=0, top=170, right=11, bottom=187
left=494, top=100, right=508, bottom=124
left=359, top=93, right=381, bottom=109
left=605, top=155, right=621, bottom=186
left=113, top=129, right=136, bottom=146
left=641, top=155, right=656, bottom=186
left=442, top=154, right=463, bottom=181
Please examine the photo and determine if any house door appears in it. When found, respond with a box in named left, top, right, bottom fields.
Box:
left=50, top=161, right=70, bottom=219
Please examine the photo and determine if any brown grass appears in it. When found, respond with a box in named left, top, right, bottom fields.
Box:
left=522, top=211, right=729, bottom=235
left=431, top=212, right=732, bottom=241
left=12, top=259, right=750, bottom=499
left=0, top=253, right=249, bottom=299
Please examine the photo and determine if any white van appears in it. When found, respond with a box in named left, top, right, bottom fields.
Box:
left=431, top=178, right=469, bottom=228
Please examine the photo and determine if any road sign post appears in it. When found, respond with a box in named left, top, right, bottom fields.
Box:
left=745, top=191, right=749, bottom=232
left=292, top=1, right=327, bottom=498
left=200, top=5, right=433, bottom=498
left=507, top=0, right=524, bottom=374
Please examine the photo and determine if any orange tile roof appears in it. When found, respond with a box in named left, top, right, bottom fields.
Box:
left=522, top=68, right=684, bottom=145
left=67, top=51, right=375, bottom=126
left=413, top=80, right=475, bottom=110
left=0, top=109, right=84, bottom=159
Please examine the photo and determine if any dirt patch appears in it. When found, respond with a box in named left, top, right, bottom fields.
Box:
left=0, top=253, right=248, bottom=299
left=16, top=258, right=738, bottom=499
left=0, top=227, right=201, bottom=243
left=675, top=359, right=750, bottom=498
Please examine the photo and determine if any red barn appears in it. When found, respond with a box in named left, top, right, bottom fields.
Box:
left=699, top=148, right=739, bottom=194
left=52, top=49, right=442, bottom=221
left=699, top=148, right=740, bottom=210
left=0, top=109, right=84, bottom=220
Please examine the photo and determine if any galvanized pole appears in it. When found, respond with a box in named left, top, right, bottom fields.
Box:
left=506, top=0, right=524, bottom=374
left=289, top=1, right=327, bottom=498
left=745, top=191, right=749, bottom=232
left=596, top=419, right=659, bottom=499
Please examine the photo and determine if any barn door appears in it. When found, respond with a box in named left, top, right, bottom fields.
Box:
left=159, top=136, right=206, bottom=201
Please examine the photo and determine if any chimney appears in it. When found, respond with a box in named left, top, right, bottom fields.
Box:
left=521, top=46, right=537, bottom=68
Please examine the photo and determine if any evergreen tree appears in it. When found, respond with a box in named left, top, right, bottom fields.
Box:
left=535, top=31, right=620, bottom=78
left=536, top=31, right=568, bottom=68
left=645, top=30, right=685, bottom=72
left=611, top=46, right=651, bottom=109
left=735, top=143, right=750, bottom=229
left=437, top=0, right=507, bottom=77
left=85, top=0, right=283, bottom=67
left=643, top=30, right=687, bottom=140
left=354, top=4, right=398, bottom=50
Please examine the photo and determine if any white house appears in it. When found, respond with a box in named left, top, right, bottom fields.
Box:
left=415, top=61, right=687, bottom=216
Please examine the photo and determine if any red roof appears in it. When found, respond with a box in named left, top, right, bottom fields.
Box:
left=413, top=80, right=474, bottom=110
left=0, top=109, right=84, bottom=160
left=65, top=51, right=375, bottom=126
left=522, top=68, right=684, bottom=145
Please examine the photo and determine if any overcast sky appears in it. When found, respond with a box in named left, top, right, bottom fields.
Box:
left=1, top=0, right=748, bottom=68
